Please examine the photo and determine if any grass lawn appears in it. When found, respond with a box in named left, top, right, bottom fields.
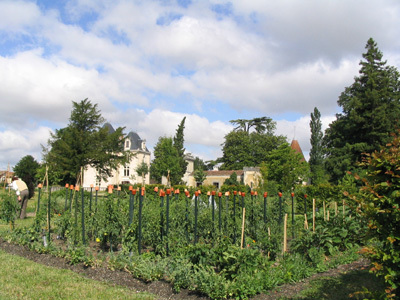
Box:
left=0, top=249, right=155, bottom=300
left=280, top=268, right=386, bottom=300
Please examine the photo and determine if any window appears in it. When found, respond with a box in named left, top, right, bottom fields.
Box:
left=125, top=140, right=130, bottom=149
left=124, top=165, right=130, bottom=177
left=213, top=182, right=219, bottom=189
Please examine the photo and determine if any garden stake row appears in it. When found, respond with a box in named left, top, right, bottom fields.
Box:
left=138, top=187, right=144, bottom=255
left=263, top=192, right=268, bottom=226
left=218, top=192, right=222, bottom=233
left=185, top=191, right=189, bottom=242
left=129, top=188, right=136, bottom=226
left=64, top=184, right=69, bottom=211
left=291, top=192, right=295, bottom=239
left=37, top=183, right=42, bottom=213
left=81, top=187, right=86, bottom=245
left=233, top=191, right=237, bottom=244
left=278, top=192, right=283, bottom=226
left=47, top=187, right=51, bottom=246
left=194, top=191, right=198, bottom=244
left=166, top=189, right=170, bottom=256
left=89, top=185, right=93, bottom=212
left=69, top=185, right=74, bottom=212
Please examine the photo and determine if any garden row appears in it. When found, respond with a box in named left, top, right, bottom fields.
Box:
left=0, top=186, right=366, bottom=299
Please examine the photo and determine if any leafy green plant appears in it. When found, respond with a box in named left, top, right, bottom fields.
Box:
left=0, top=193, right=18, bottom=229
left=349, top=130, right=400, bottom=298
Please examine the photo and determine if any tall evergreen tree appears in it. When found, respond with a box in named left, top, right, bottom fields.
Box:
left=173, top=117, right=188, bottom=181
left=43, top=99, right=131, bottom=185
left=324, top=38, right=400, bottom=183
left=309, top=107, right=325, bottom=184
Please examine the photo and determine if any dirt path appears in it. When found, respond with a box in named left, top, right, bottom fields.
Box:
left=0, top=238, right=369, bottom=300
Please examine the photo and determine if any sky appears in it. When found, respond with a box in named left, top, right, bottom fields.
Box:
left=1, top=0, right=400, bottom=171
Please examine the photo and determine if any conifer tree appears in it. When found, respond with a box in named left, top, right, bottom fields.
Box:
left=324, top=38, right=400, bottom=183
left=309, top=107, right=325, bottom=184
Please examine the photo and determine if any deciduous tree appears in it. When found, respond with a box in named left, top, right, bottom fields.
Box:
left=219, top=117, right=286, bottom=170
left=150, top=136, right=181, bottom=185
left=13, top=155, right=39, bottom=198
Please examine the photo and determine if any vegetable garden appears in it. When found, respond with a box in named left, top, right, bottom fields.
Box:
left=0, top=184, right=369, bottom=299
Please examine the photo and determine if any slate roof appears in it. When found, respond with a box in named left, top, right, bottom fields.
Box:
left=103, top=123, right=149, bottom=152
left=127, top=131, right=149, bottom=152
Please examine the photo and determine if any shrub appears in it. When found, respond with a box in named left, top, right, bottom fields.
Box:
left=350, top=130, right=400, bottom=298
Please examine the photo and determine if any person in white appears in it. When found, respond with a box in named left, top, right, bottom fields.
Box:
left=11, top=176, right=29, bottom=219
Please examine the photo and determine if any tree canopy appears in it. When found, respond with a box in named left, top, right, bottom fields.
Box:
left=263, top=143, right=309, bottom=191
left=43, top=99, right=131, bottom=185
left=13, top=155, right=40, bottom=198
left=324, top=38, right=400, bottom=183
left=150, top=136, right=181, bottom=185
left=219, top=117, right=286, bottom=170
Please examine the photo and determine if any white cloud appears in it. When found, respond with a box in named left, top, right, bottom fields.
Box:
left=1, top=0, right=400, bottom=170
left=0, top=126, right=51, bottom=169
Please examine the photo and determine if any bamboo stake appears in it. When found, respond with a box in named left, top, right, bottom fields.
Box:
left=312, top=198, right=315, bottom=232
left=304, top=213, right=308, bottom=230
left=335, top=201, right=338, bottom=216
left=240, top=207, right=246, bottom=249
left=283, top=214, right=288, bottom=253
left=327, top=210, right=330, bottom=221
left=323, top=201, right=326, bottom=221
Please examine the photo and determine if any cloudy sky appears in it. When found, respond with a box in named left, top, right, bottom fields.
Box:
left=1, top=0, right=400, bottom=171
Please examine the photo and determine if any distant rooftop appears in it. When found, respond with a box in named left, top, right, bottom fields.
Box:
left=290, top=139, right=305, bottom=162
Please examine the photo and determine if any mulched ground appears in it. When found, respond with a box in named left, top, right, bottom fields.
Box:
left=0, top=238, right=370, bottom=300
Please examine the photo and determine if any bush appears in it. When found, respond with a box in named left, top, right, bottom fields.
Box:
left=350, top=130, right=400, bottom=298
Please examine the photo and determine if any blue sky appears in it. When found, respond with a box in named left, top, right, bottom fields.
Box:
left=1, top=0, right=400, bottom=170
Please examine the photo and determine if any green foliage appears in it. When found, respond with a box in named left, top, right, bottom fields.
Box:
left=264, top=143, right=309, bottom=192
left=0, top=193, right=18, bottom=229
left=13, top=155, right=40, bottom=198
left=43, top=99, right=131, bottom=185
left=150, top=136, right=181, bottom=185
left=291, top=213, right=366, bottom=266
left=309, top=107, right=326, bottom=184
left=173, top=117, right=188, bottom=183
left=351, top=130, right=400, bottom=298
left=223, top=172, right=239, bottom=186
left=324, top=38, right=400, bottom=183
left=219, top=117, right=287, bottom=170
left=193, top=168, right=207, bottom=185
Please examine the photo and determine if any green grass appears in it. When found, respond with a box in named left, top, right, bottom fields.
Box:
left=279, top=269, right=386, bottom=300
left=0, top=249, right=155, bottom=300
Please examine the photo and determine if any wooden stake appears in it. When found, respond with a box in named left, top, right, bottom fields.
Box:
left=304, top=213, right=308, bottom=230
left=283, top=214, right=288, bottom=253
left=312, top=198, right=315, bottom=232
left=323, top=201, right=326, bottom=221
left=240, top=207, right=246, bottom=249
left=335, top=201, right=338, bottom=216
left=327, top=210, right=330, bottom=221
